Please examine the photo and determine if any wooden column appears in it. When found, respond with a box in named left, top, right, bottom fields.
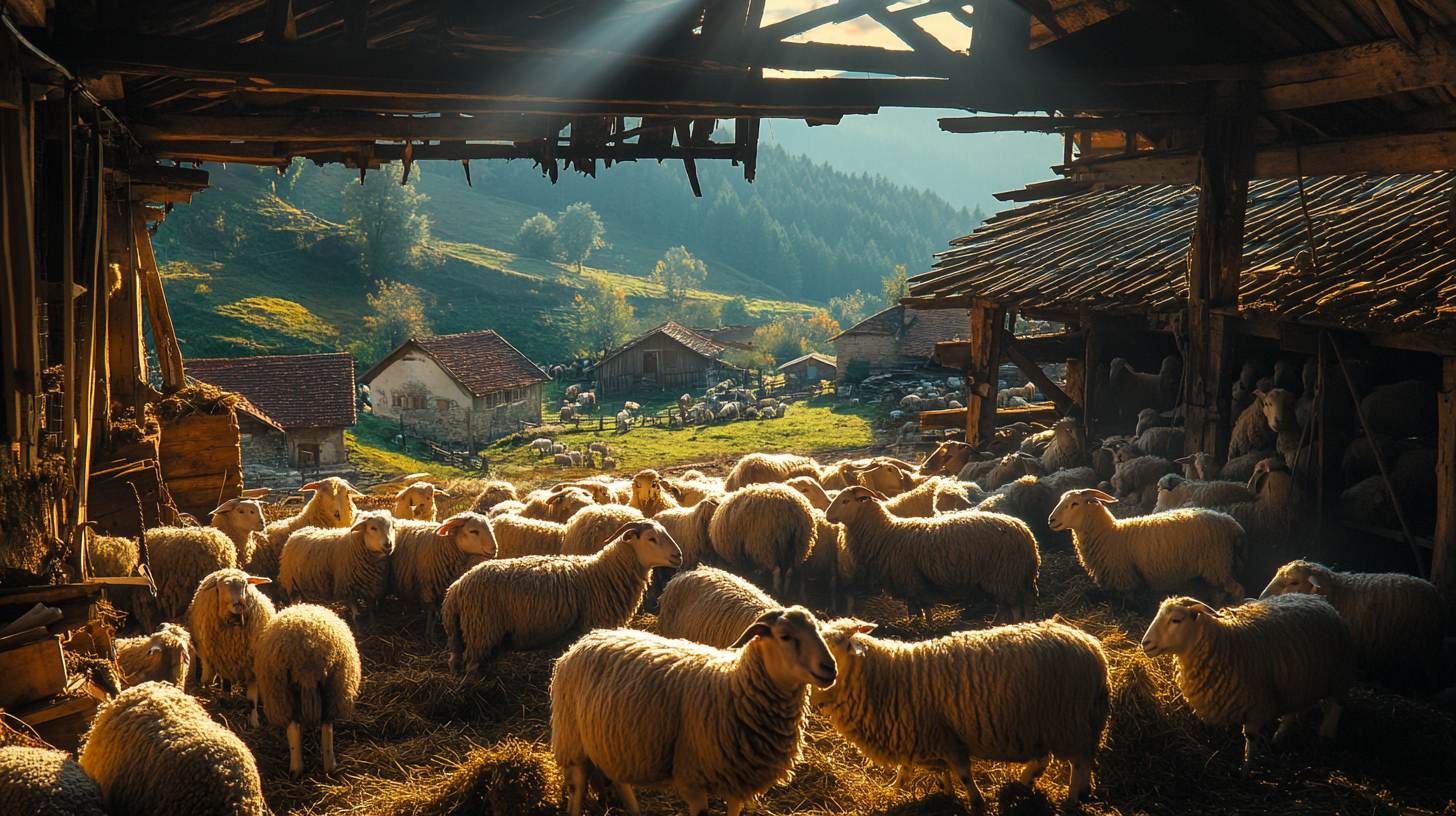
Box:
left=105, top=200, right=146, bottom=414
left=1082, top=328, right=1102, bottom=431
left=132, top=203, right=185, bottom=394
left=1433, top=356, right=1456, bottom=604
left=1065, top=357, right=1085, bottom=412
left=963, top=301, right=1006, bottom=446
left=1184, top=82, right=1258, bottom=459
left=1, top=92, right=40, bottom=468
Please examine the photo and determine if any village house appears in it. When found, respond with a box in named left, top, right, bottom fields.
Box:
left=594, top=321, right=725, bottom=396
left=185, top=353, right=358, bottom=476
left=829, top=305, right=968, bottom=381
left=361, top=330, right=547, bottom=446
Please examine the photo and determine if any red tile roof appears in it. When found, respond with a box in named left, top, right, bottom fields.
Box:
left=360, top=330, right=547, bottom=397
left=599, top=321, right=724, bottom=363
left=185, top=353, right=357, bottom=429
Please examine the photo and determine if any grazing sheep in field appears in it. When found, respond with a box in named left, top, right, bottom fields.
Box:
left=469, top=481, right=519, bottom=513
left=254, top=604, right=362, bottom=778
left=392, top=481, right=450, bottom=521
left=551, top=607, right=835, bottom=816
left=490, top=513, right=567, bottom=558
left=0, top=746, right=106, bottom=816
left=132, top=526, right=238, bottom=633
left=566, top=384, right=580, bottom=403
left=389, top=514, right=497, bottom=635
left=602, top=456, right=619, bottom=471
left=553, top=442, right=567, bottom=455
left=522, top=486, right=594, bottom=524
left=678, top=393, right=693, bottom=414
left=883, top=476, right=974, bottom=517
left=657, top=566, right=777, bottom=648
left=813, top=618, right=1109, bottom=812
left=554, top=452, right=572, bottom=467
left=187, top=568, right=275, bottom=727
left=653, top=499, right=720, bottom=569
left=1140, top=595, right=1355, bottom=775
left=615, top=410, right=632, bottom=430
left=1040, top=418, right=1087, bottom=473
left=1261, top=560, right=1446, bottom=692
left=630, top=469, right=680, bottom=517
left=1360, top=378, right=1439, bottom=439
left=1154, top=474, right=1253, bottom=513
left=115, top=623, right=192, bottom=689
left=724, top=452, right=822, bottom=490
left=578, top=391, right=597, bottom=409
left=278, top=511, right=395, bottom=625
left=531, top=438, right=554, bottom=456
left=1049, top=489, right=1245, bottom=605
left=208, top=498, right=267, bottom=567
left=442, top=520, right=682, bottom=678
left=561, top=504, right=646, bottom=555
left=709, top=482, right=816, bottom=596
left=80, top=681, right=268, bottom=814
left=560, top=405, right=575, bottom=422
left=255, top=478, right=360, bottom=578
left=828, top=486, right=1039, bottom=623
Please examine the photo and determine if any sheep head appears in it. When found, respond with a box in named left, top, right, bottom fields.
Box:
left=544, top=487, right=594, bottom=521
left=785, top=476, right=833, bottom=511
left=198, top=568, right=271, bottom=629
left=730, top=607, right=837, bottom=690
left=1257, top=388, right=1299, bottom=433
left=610, top=519, right=681, bottom=569
left=394, top=482, right=449, bottom=521
left=209, top=498, right=267, bottom=534
left=436, top=512, right=497, bottom=558
left=350, top=512, right=395, bottom=555
left=1046, top=488, right=1117, bottom=533
left=131, top=623, right=193, bottom=688
left=825, top=485, right=885, bottom=524
left=302, top=477, right=361, bottom=527
left=629, top=470, right=665, bottom=513
left=918, top=440, right=972, bottom=477
left=1140, top=596, right=1222, bottom=658
left=1258, top=560, right=1328, bottom=599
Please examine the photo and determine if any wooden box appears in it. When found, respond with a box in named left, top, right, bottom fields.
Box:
left=15, top=694, right=99, bottom=753
left=0, top=636, right=67, bottom=708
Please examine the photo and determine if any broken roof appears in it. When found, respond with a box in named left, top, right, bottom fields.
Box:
left=185, top=353, right=357, bottom=429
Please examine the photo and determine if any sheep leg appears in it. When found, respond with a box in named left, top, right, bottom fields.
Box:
left=772, top=567, right=783, bottom=597
left=891, top=765, right=912, bottom=791
left=1316, top=697, right=1343, bottom=742
left=612, top=782, right=641, bottom=816
left=565, top=764, right=587, bottom=816
left=1018, top=754, right=1050, bottom=787
left=725, top=795, right=747, bottom=816
left=1240, top=724, right=1267, bottom=777
left=1271, top=713, right=1298, bottom=746
left=321, top=723, right=336, bottom=773
left=1066, top=755, right=1095, bottom=802
left=678, top=786, right=710, bottom=816
left=247, top=682, right=260, bottom=728
left=199, top=654, right=215, bottom=685
left=287, top=721, right=304, bottom=779
left=991, top=604, right=1010, bottom=626
left=948, top=757, right=986, bottom=816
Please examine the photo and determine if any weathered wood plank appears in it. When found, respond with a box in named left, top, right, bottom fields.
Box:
left=1001, top=331, right=1073, bottom=414
left=1433, top=356, right=1456, bottom=605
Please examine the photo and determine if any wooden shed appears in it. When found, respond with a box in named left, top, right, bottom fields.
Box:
left=594, top=322, right=725, bottom=397
left=777, top=352, right=837, bottom=387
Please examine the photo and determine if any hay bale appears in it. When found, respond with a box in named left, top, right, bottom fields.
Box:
left=372, top=738, right=560, bottom=816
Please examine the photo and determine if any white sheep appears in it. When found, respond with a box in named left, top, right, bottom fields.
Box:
left=976, top=452, right=1046, bottom=491
left=208, top=497, right=267, bottom=568
left=392, top=481, right=450, bottom=521
left=708, top=482, right=816, bottom=596
left=531, top=438, right=554, bottom=456
left=724, top=452, right=822, bottom=490
left=1154, top=473, right=1253, bottom=513
left=882, top=476, right=974, bottom=517
left=187, top=568, right=275, bottom=727
left=1134, top=425, right=1185, bottom=461
left=0, top=746, right=107, bottom=816
left=827, top=486, right=1039, bottom=623
left=615, top=409, right=632, bottom=430
left=653, top=498, right=721, bottom=570
left=254, top=604, right=362, bottom=778
left=1229, top=391, right=1282, bottom=458
left=278, top=511, right=396, bottom=625
left=553, top=442, right=567, bottom=455
left=131, top=526, right=238, bottom=633
left=1212, top=461, right=1295, bottom=551
left=1135, top=407, right=1173, bottom=437
left=114, top=623, right=192, bottom=689
left=657, top=566, right=777, bottom=648
left=389, top=513, right=497, bottom=635
left=468, top=480, right=520, bottom=513
left=1110, top=454, right=1179, bottom=508
left=522, top=486, right=594, bottom=523
left=629, top=468, right=681, bottom=517
left=560, top=503, right=646, bottom=555
left=441, top=520, right=682, bottom=678
left=1047, top=489, right=1245, bottom=605
left=551, top=607, right=836, bottom=816
left=489, top=513, right=567, bottom=558
left=1040, top=417, right=1086, bottom=473
left=79, top=682, right=268, bottom=814
left=812, top=618, right=1109, bottom=812
left=255, top=477, right=361, bottom=578
left=1140, top=594, right=1355, bottom=774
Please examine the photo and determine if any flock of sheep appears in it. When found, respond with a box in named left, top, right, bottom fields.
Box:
left=552, top=378, right=793, bottom=436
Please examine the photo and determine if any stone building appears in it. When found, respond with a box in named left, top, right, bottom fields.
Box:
left=361, top=330, right=547, bottom=446
left=829, top=305, right=968, bottom=381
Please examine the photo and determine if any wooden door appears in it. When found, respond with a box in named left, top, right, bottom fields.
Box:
left=643, top=352, right=658, bottom=375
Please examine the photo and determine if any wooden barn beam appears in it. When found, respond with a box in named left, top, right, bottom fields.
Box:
left=940, top=114, right=1197, bottom=134
left=133, top=113, right=551, bottom=143
left=1260, top=29, right=1454, bottom=110
left=131, top=203, right=185, bottom=394
left=1001, top=331, right=1073, bottom=414
left=1434, top=357, right=1456, bottom=605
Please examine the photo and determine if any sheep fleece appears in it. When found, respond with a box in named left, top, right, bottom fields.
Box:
left=0, top=746, right=106, bottom=816
left=254, top=604, right=361, bottom=727
left=187, top=572, right=276, bottom=688
left=657, top=567, right=777, bottom=649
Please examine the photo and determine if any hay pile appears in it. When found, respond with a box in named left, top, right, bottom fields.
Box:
left=152, top=383, right=240, bottom=423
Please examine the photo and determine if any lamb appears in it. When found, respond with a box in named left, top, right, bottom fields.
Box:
left=278, top=511, right=395, bottom=625
left=1133, top=426, right=1185, bottom=461
left=1047, top=489, right=1245, bottom=605
left=1260, top=560, right=1446, bottom=692
left=114, top=623, right=192, bottom=689
left=561, top=503, right=646, bottom=555
left=0, top=746, right=107, bottom=816
left=132, top=526, right=238, bottom=633
left=187, top=568, right=276, bottom=727
left=255, top=477, right=361, bottom=578
left=708, top=482, right=816, bottom=596
left=827, top=486, right=1039, bottom=623
left=1154, top=474, right=1253, bottom=513
left=629, top=469, right=680, bottom=517
left=392, top=481, right=450, bottom=521
left=389, top=513, right=497, bottom=634
left=208, top=497, right=267, bottom=567
left=551, top=607, right=835, bottom=816
left=254, top=603, right=362, bottom=778
left=1140, top=594, right=1355, bottom=774
left=1040, top=417, right=1086, bottom=473
left=657, top=566, right=778, bottom=649
left=883, top=476, right=975, bottom=517
left=651, top=499, right=719, bottom=568
left=79, top=681, right=268, bottom=814
left=441, top=520, right=681, bottom=678
left=469, top=480, right=519, bottom=513
left=521, top=486, right=594, bottom=523
left=490, top=513, right=567, bottom=558
left=724, top=452, right=822, bottom=490
left=1359, top=378, right=1439, bottom=438
left=812, top=618, right=1109, bottom=813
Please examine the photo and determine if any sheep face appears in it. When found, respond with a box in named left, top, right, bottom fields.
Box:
left=615, top=520, right=683, bottom=569
left=396, top=482, right=449, bottom=521
left=1258, top=389, right=1298, bottom=433
left=785, top=476, right=833, bottom=511
left=1140, top=596, right=1222, bottom=658
left=209, top=498, right=266, bottom=534
left=630, top=471, right=664, bottom=511
left=130, top=623, right=193, bottom=687
left=918, top=441, right=972, bottom=477
left=436, top=513, right=498, bottom=558
left=1046, top=488, right=1117, bottom=533
left=351, top=513, right=395, bottom=555
left=855, top=463, right=916, bottom=496
left=1258, top=561, right=1323, bottom=599
left=810, top=618, right=877, bottom=702
left=546, top=488, right=593, bottom=520
left=731, top=607, right=837, bottom=689
left=198, top=568, right=271, bottom=628
left=824, top=485, right=886, bottom=525
left=302, top=477, right=362, bottom=526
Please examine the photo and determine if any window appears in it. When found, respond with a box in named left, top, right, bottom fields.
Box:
left=391, top=394, right=403, bottom=407
left=664, top=349, right=679, bottom=370
left=437, top=399, right=449, bottom=412
left=411, top=396, right=426, bottom=410
left=484, top=392, right=503, bottom=409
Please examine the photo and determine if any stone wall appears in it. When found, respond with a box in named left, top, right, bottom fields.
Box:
left=381, top=382, right=543, bottom=446
left=832, top=334, right=899, bottom=380
left=238, top=415, right=289, bottom=469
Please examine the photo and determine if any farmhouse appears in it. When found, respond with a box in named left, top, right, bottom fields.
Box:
left=777, top=352, right=836, bottom=387
left=594, top=321, right=725, bottom=396
left=185, top=353, right=357, bottom=474
left=829, top=305, right=968, bottom=381
left=361, top=330, right=547, bottom=445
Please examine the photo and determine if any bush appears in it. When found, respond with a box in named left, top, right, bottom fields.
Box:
left=515, top=213, right=561, bottom=260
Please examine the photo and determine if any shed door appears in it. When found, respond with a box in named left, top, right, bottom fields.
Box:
left=643, top=352, right=658, bottom=375
left=807, top=364, right=818, bottom=379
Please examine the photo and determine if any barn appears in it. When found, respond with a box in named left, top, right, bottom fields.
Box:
left=593, top=321, right=725, bottom=396
left=776, top=352, right=837, bottom=388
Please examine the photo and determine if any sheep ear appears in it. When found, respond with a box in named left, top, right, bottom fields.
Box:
left=247, top=576, right=271, bottom=585
left=433, top=488, right=451, bottom=497
left=1085, top=489, right=1118, bottom=504
left=729, top=622, right=774, bottom=648
left=345, top=482, right=365, bottom=496
left=1305, top=572, right=1322, bottom=591
left=855, top=623, right=876, bottom=634
left=436, top=516, right=467, bottom=536
left=663, top=482, right=683, bottom=500
left=199, top=573, right=220, bottom=591
left=607, top=522, right=640, bottom=543
left=1185, top=601, right=1222, bottom=617
left=209, top=499, right=240, bottom=515
left=1173, top=455, right=1195, bottom=465
left=350, top=519, right=370, bottom=533
left=1246, top=470, right=1267, bottom=494
left=301, top=481, right=322, bottom=492
left=393, top=487, right=409, bottom=500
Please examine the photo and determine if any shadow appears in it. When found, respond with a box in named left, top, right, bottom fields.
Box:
left=869, top=792, right=972, bottom=816
left=995, top=781, right=1059, bottom=816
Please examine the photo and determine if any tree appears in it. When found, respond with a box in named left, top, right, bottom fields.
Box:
left=650, top=246, right=707, bottom=312
left=341, top=162, right=430, bottom=277
left=574, top=280, right=636, bottom=353
left=882, top=263, right=910, bottom=305
left=720, top=295, right=753, bottom=326
left=557, top=202, right=605, bottom=272
left=515, top=213, right=561, bottom=260
left=749, top=309, right=841, bottom=366
left=350, top=280, right=434, bottom=364
left=828, top=289, right=873, bottom=327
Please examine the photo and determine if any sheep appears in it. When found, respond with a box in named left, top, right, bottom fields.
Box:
left=485, top=512, right=567, bottom=558
left=1360, top=378, right=1439, bottom=438
left=629, top=468, right=681, bottom=517
left=1230, top=392, right=1280, bottom=458
left=975, top=475, right=1057, bottom=545
left=1340, top=446, right=1440, bottom=532
left=678, top=393, right=693, bottom=414
left=487, top=499, right=526, bottom=518
left=651, top=499, right=719, bottom=568
left=812, top=618, right=1109, bottom=812
left=554, top=452, right=572, bottom=467
left=469, top=480, right=520, bottom=513
left=79, top=681, right=268, bottom=814
left=389, top=513, right=497, bottom=634
left=1212, top=461, right=1296, bottom=551
left=724, top=452, right=822, bottom=490
left=851, top=460, right=920, bottom=497
left=602, top=456, right=619, bottom=471
left=441, top=520, right=682, bottom=678
left=553, top=442, right=567, bottom=455
left=578, top=391, right=596, bottom=409
left=88, top=533, right=138, bottom=580
left=1232, top=360, right=1267, bottom=418
left=254, top=604, right=362, bottom=778
left=132, top=526, right=237, bottom=633
left=1040, top=417, right=1086, bottom=473
left=1110, top=455, right=1179, bottom=508
left=208, top=497, right=267, bottom=567
left=0, top=746, right=107, bottom=816
left=883, top=476, right=974, bottom=517
left=114, top=623, right=192, bottom=689
left=657, top=566, right=777, bottom=648
left=1047, top=489, right=1245, bottom=605
left=278, top=511, right=396, bottom=625
left=708, top=482, right=817, bottom=596
left=1109, top=357, right=1165, bottom=420
left=975, top=452, right=1047, bottom=491
left=531, top=438, right=554, bottom=456
left=566, top=384, right=581, bottom=403
left=1133, top=425, right=1185, bottom=461
left=1140, top=594, right=1355, bottom=774
left=1260, top=560, right=1446, bottom=692
left=187, top=568, right=276, bottom=727
left=917, top=440, right=980, bottom=478
left=392, top=481, right=450, bottom=521
left=255, top=477, right=360, bottom=578
left=1154, top=473, right=1253, bottom=513
left=1222, top=448, right=1279, bottom=484
left=827, top=486, right=1039, bottom=623
left=785, top=475, right=835, bottom=511
left=615, top=410, right=632, bottom=430
left=551, top=607, right=835, bottom=816
left=1136, top=407, right=1173, bottom=437
left=663, top=475, right=723, bottom=507
left=1341, top=434, right=1394, bottom=486
left=560, top=405, right=575, bottom=422
left=588, top=441, right=610, bottom=456
left=570, top=450, right=586, bottom=467
left=561, top=503, right=646, bottom=555
left=522, top=486, right=594, bottom=524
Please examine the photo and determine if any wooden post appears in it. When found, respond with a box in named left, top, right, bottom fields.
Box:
left=1433, top=356, right=1456, bottom=605
left=106, top=200, right=145, bottom=414
left=74, top=115, right=105, bottom=579
left=1184, top=81, right=1258, bottom=459
left=1082, top=328, right=1102, bottom=432
left=1064, top=358, right=1085, bottom=411
left=132, top=203, right=185, bottom=394
left=1001, top=331, right=1074, bottom=413
left=963, top=302, right=1006, bottom=446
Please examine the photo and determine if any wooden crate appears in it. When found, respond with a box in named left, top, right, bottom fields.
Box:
left=0, top=636, right=67, bottom=708
left=15, top=694, right=99, bottom=753
left=159, top=411, right=243, bottom=519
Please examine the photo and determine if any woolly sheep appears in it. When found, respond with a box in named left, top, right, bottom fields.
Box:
left=602, top=456, right=619, bottom=471
left=522, top=486, right=594, bottom=523
left=442, top=520, right=681, bottom=678
left=566, top=384, right=581, bottom=402
left=551, top=607, right=835, bottom=816
left=487, top=499, right=526, bottom=518
left=208, top=497, right=267, bottom=567
left=709, top=482, right=816, bottom=596
left=663, top=475, right=723, bottom=507
left=1140, top=594, right=1355, bottom=774
left=812, top=618, right=1109, bottom=812
left=1222, top=449, right=1279, bottom=484
left=392, top=481, right=450, bottom=521
left=115, top=623, right=192, bottom=689
left=278, top=511, right=395, bottom=625
left=255, top=477, right=360, bottom=578
left=784, top=475, right=835, bottom=510
left=187, top=568, right=276, bottom=727
left=883, top=476, right=974, bottom=517
left=657, top=566, right=777, bottom=648
left=1109, top=357, right=1165, bottom=420
left=88, top=533, right=138, bottom=580
left=917, top=440, right=981, bottom=478
left=0, top=746, right=106, bottom=816
left=975, top=475, right=1057, bottom=545
left=827, top=486, right=1039, bottom=623
left=254, top=604, right=362, bottom=778
left=531, top=438, right=554, bottom=456
left=615, top=409, right=632, bottom=430
left=132, top=526, right=237, bottom=633
left=851, top=461, right=920, bottom=497
left=651, top=499, right=719, bottom=568
left=1212, top=461, right=1296, bottom=551
left=1360, top=378, right=1438, bottom=438
left=485, top=513, right=566, bottom=558
left=1110, top=455, right=1178, bottom=508
left=578, top=391, right=596, bottom=408
left=980, top=452, right=1048, bottom=491
left=469, top=480, right=519, bottom=513
left=560, top=405, right=575, bottom=422
left=630, top=469, right=680, bottom=517
left=561, top=503, right=646, bottom=555
left=1048, top=489, right=1245, bottom=605
left=553, top=442, right=567, bottom=455
left=1135, top=407, right=1173, bottom=437
left=389, top=514, right=497, bottom=634
left=1133, top=426, right=1185, bottom=461
left=1230, top=392, right=1281, bottom=458
left=724, top=452, right=822, bottom=490
left=1154, top=473, right=1253, bottom=513
left=80, top=681, right=268, bottom=814
left=1040, top=417, right=1086, bottom=473
left=1260, top=560, right=1446, bottom=692
left=554, top=452, right=572, bottom=466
